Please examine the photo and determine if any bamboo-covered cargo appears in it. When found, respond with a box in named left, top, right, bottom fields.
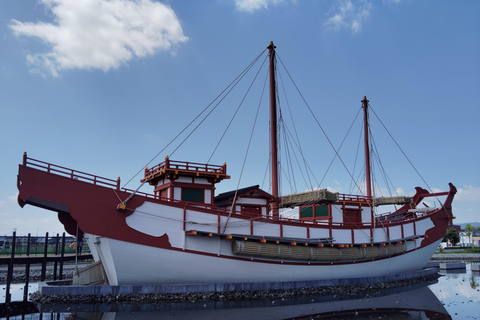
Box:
left=232, top=240, right=406, bottom=262
left=373, top=196, right=413, bottom=206
left=280, top=189, right=339, bottom=208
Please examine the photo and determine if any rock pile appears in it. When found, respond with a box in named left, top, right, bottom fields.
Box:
left=30, top=274, right=440, bottom=304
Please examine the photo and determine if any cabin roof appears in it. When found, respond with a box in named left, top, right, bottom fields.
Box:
left=215, top=185, right=279, bottom=203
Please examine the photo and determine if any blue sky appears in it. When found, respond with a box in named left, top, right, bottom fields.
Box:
left=1, top=0, right=479, bottom=235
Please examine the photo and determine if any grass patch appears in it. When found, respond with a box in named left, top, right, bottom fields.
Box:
left=438, top=247, right=480, bottom=254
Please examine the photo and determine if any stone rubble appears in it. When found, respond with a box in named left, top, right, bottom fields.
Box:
left=29, top=274, right=440, bottom=304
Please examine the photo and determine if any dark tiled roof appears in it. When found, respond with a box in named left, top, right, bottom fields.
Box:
left=214, top=185, right=261, bottom=202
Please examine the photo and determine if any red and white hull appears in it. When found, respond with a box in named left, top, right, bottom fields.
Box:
left=84, top=196, right=448, bottom=285
left=87, top=233, right=442, bottom=285
left=17, top=155, right=456, bottom=286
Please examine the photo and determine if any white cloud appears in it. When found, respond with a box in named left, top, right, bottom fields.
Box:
left=326, top=186, right=343, bottom=193
left=456, top=185, right=480, bottom=202
left=10, top=0, right=188, bottom=76
left=324, top=0, right=372, bottom=34
left=234, top=0, right=293, bottom=12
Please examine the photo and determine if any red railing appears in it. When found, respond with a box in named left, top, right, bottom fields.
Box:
left=23, top=153, right=121, bottom=190
left=22, top=153, right=436, bottom=230
left=337, top=193, right=371, bottom=204
left=144, top=157, right=226, bottom=179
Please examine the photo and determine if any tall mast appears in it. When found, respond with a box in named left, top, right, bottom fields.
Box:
left=268, top=41, right=279, bottom=217
left=362, top=96, right=372, bottom=199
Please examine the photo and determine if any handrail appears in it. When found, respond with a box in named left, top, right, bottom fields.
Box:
left=21, top=153, right=441, bottom=231
left=23, top=153, right=121, bottom=190
left=145, top=158, right=227, bottom=178
left=337, top=193, right=371, bottom=203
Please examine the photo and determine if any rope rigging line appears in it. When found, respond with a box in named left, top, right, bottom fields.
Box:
left=279, top=123, right=295, bottom=192
left=368, top=104, right=442, bottom=205
left=317, top=107, right=363, bottom=193
left=368, top=124, right=377, bottom=198
left=207, top=54, right=269, bottom=163
left=280, top=124, right=315, bottom=193
left=276, top=55, right=365, bottom=197
left=169, top=51, right=266, bottom=160
left=280, top=123, right=321, bottom=189
left=348, top=118, right=364, bottom=194
left=277, top=69, right=314, bottom=191
left=278, top=73, right=317, bottom=190
left=261, top=156, right=270, bottom=191
left=370, top=134, right=395, bottom=198
left=121, top=48, right=267, bottom=190
left=222, top=65, right=269, bottom=234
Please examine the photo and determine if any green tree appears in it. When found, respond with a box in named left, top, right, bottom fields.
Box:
left=444, top=228, right=460, bottom=246
left=465, top=224, right=475, bottom=248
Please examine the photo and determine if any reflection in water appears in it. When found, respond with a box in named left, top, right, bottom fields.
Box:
left=35, top=282, right=450, bottom=320
left=6, top=265, right=480, bottom=319
left=470, top=274, right=479, bottom=290
left=429, top=264, right=480, bottom=319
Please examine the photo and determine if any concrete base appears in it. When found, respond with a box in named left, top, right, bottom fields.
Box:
left=439, top=262, right=466, bottom=270
left=39, top=268, right=439, bottom=297
left=425, top=262, right=440, bottom=268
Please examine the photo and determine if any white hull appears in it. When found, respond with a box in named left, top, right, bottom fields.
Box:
left=86, top=232, right=441, bottom=286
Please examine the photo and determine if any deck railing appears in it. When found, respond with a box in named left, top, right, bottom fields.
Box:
left=22, top=153, right=436, bottom=230
left=144, top=157, right=227, bottom=179
left=23, top=153, right=121, bottom=190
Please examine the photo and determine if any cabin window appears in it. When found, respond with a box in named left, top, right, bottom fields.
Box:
left=314, top=205, right=329, bottom=219
left=300, top=206, right=314, bottom=218
left=300, top=205, right=330, bottom=219
left=182, top=188, right=204, bottom=203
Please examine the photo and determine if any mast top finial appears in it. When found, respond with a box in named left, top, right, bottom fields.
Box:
left=268, top=41, right=276, bottom=49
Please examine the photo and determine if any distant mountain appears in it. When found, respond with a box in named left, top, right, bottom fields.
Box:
left=457, top=222, right=480, bottom=229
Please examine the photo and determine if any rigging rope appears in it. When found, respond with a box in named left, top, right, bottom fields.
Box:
left=276, top=55, right=366, bottom=197
left=318, top=107, right=362, bottom=191
left=368, top=105, right=442, bottom=205
left=277, top=70, right=314, bottom=191
left=208, top=54, right=268, bottom=163
left=222, top=64, right=269, bottom=233
left=121, top=48, right=267, bottom=190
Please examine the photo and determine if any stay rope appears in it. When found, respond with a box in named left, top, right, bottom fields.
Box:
left=368, top=105, right=443, bottom=205
left=121, top=48, right=268, bottom=190
left=222, top=60, right=269, bottom=233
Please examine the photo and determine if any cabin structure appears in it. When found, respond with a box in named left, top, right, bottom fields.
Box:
left=214, top=185, right=279, bottom=217
left=297, top=195, right=374, bottom=227
left=142, top=156, right=230, bottom=205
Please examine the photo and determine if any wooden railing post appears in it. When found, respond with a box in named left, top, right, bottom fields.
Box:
left=59, top=233, right=66, bottom=280
left=23, top=233, right=31, bottom=302
left=165, top=155, right=170, bottom=169
left=5, top=231, right=16, bottom=306
left=41, top=232, right=48, bottom=281
left=53, top=233, right=59, bottom=280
